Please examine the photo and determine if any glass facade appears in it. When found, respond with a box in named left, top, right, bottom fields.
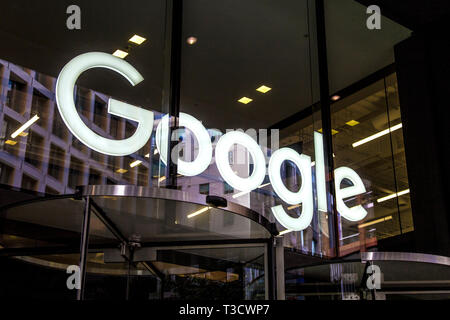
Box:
left=0, top=0, right=448, bottom=301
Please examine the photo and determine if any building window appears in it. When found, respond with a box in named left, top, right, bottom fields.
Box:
left=90, top=150, right=104, bottom=163
left=93, top=98, right=107, bottom=130
left=224, top=182, right=234, bottom=194
left=30, top=89, right=49, bottom=129
left=88, top=169, right=102, bottom=185
left=125, top=121, right=136, bottom=138
left=75, top=87, right=91, bottom=118
left=45, top=186, right=59, bottom=195
left=0, top=116, right=20, bottom=155
left=52, top=110, right=67, bottom=140
left=109, top=115, right=120, bottom=138
left=21, top=174, right=37, bottom=191
left=68, top=157, right=84, bottom=189
left=47, top=144, right=65, bottom=181
left=106, top=178, right=116, bottom=185
left=6, top=78, right=26, bottom=115
left=199, top=183, right=209, bottom=195
left=137, top=166, right=148, bottom=186
left=0, top=162, right=13, bottom=185
left=72, top=136, right=87, bottom=153
left=25, top=131, right=44, bottom=168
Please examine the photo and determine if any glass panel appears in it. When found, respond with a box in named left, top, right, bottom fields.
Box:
left=324, top=0, right=411, bottom=93
left=330, top=74, right=412, bottom=255
left=285, top=260, right=450, bottom=300
left=178, top=0, right=322, bottom=253
left=91, top=196, right=271, bottom=242
left=0, top=0, right=167, bottom=194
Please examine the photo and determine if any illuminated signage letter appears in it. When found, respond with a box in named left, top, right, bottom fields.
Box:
left=269, top=148, right=314, bottom=231
left=334, top=166, right=368, bottom=221
left=56, top=52, right=154, bottom=156
left=215, top=131, right=266, bottom=192
left=155, top=112, right=213, bottom=176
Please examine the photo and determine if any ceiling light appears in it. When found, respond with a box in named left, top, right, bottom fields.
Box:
left=186, top=36, right=198, bottom=45
left=5, top=140, right=17, bottom=145
left=158, top=176, right=166, bottom=182
left=352, top=123, right=402, bottom=148
left=18, top=132, right=28, bottom=137
left=238, top=97, right=253, bottom=104
left=154, top=149, right=159, bottom=155
left=112, top=49, right=128, bottom=59
left=187, top=206, right=211, bottom=219
left=340, top=233, right=360, bottom=240
left=116, top=168, right=128, bottom=174
left=377, top=189, right=410, bottom=203
left=256, top=85, right=272, bottom=93
left=318, top=128, right=339, bottom=135
left=358, top=216, right=392, bottom=229
left=129, top=34, right=146, bottom=45
left=11, top=115, right=39, bottom=138
left=279, top=229, right=293, bottom=236
left=145, top=153, right=150, bottom=158
left=331, top=95, right=341, bottom=101
left=287, top=204, right=301, bottom=210
left=346, top=120, right=360, bottom=127
left=130, top=160, right=142, bottom=168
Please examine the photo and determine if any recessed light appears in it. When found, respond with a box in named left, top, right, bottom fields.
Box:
left=256, top=85, right=272, bottom=93
left=186, top=36, right=197, bottom=45
left=331, top=95, right=341, bottom=101
left=5, top=140, right=17, bottom=145
left=129, top=34, right=146, bottom=45
left=238, top=97, right=253, bottom=104
left=112, top=49, right=128, bottom=59
left=346, top=120, right=360, bottom=127
left=130, top=160, right=142, bottom=168
left=145, top=153, right=150, bottom=158
left=116, top=168, right=128, bottom=174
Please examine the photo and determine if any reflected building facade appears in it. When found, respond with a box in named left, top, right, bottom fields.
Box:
left=0, top=0, right=449, bottom=300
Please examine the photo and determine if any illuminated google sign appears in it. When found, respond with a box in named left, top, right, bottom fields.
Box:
left=56, top=52, right=368, bottom=232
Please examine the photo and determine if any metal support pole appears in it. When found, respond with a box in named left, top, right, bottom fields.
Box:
left=77, top=196, right=91, bottom=300
left=163, top=0, right=183, bottom=189
left=275, top=237, right=286, bottom=300
left=265, top=238, right=275, bottom=300
left=315, top=0, right=340, bottom=257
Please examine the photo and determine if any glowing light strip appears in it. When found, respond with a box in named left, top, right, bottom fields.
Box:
left=352, top=123, right=403, bottom=148
left=377, top=189, right=410, bottom=203
left=11, top=115, right=39, bottom=138
left=187, top=206, right=211, bottom=219
left=358, top=216, right=392, bottom=229
left=287, top=204, right=301, bottom=210
left=279, top=229, right=293, bottom=236
left=129, top=160, right=142, bottom=168
left=340, top=233, right=360, bottom=241
left=232, top=183, right=271, bottom=199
